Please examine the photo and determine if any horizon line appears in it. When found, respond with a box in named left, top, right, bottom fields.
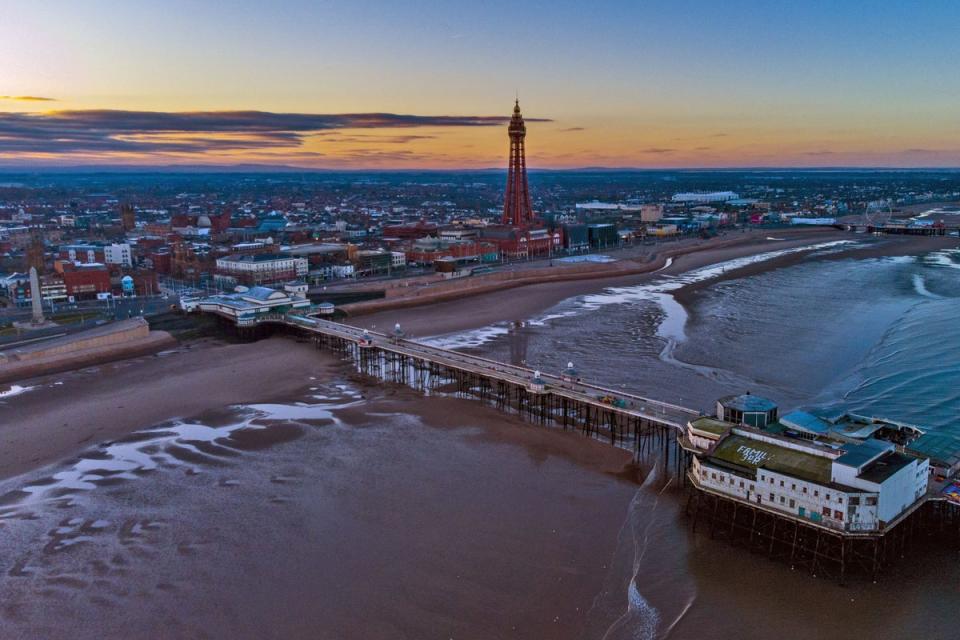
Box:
left=2, top=163, right=960, bottom=174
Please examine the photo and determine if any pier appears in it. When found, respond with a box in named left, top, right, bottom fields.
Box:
left=231, top=311, right=700, bottom=472
left=206, top=308, right=960, bottom=582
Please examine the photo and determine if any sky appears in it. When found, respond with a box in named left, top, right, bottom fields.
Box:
left=2, top=0, right=960, bottom=169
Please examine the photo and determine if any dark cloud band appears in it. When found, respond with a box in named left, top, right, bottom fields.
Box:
left=0, top=109, right=551, bottom=155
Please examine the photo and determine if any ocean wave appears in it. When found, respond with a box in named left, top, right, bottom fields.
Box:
left=0, top=384, right=36, bottom=399
left=426, top=240, right=855, bottom=350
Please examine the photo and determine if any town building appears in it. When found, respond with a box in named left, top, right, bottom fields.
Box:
left=190, top=285, right=310, bottom=323
left=61, top=263, right=112, bottom=300
left=688, top=395, right=930, bottom=533
left=215, top=253, right=308, bottom=286
left=104, top=243, right=133, bottom=267
left=672, top=191, right=740, bottom=204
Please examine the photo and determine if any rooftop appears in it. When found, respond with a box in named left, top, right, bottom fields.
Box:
left=689, top=416, right=733, bottom=437
left=718, top=393, right=778, bottom=414
left=244, top=286, right=285, bottom=301
left=908, top=432, right=960, bottom=466
left=221, top=253, right=294, bottom=263
left=835, top=438, right=894, bottom=471
left=858, top=452, right=917, bottom=484
left=709, top=434, right=833, bottom=485
left=779, top=410, right=832, bottom=435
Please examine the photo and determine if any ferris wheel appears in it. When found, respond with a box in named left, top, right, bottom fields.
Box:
left=865, top=199, right=894, bottom=228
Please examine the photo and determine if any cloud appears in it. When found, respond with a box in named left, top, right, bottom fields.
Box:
left=641, top=147, right=675, bottom=154
left=804, top=150, right=835, bottom=156
left=694, top=146, right=712, bottom=151
left=310, top=133, right=437, bottom=144
left=0, top=95, right=57, bottom=102
left=558, top=127, right=585, bottom=132
left=0, top=109, right=551, bottom=157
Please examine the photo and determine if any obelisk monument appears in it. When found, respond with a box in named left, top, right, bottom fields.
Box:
left=29, top=266, right=45, bottom=324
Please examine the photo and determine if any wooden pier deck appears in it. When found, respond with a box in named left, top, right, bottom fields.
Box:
left=231, top=311, right=701, bottom=462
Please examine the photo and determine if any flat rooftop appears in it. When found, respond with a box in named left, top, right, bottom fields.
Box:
left=858, top=452, right=916, bottom=484
left=835, top=438, right=892, bottom=470
left=689, top=416, right=733, bottom=436
left=221, top=253, right=294, bottom=263
left=710, top=434, right=833, bottom=485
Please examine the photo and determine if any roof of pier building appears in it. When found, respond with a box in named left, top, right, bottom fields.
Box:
left=244, top=286, right=287, bottom=302
left=718, top=394, right=778, bottom=414
left=834, top=438, right=893, bottom=471
left=856, top=452, right=917, bottom=484
left=689, top=417, right=734, bottom=437
left=709, top=433, right=833, bottom=485
left=907, top=431, right=960, bottom=468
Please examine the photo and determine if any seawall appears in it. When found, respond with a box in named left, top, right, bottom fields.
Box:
left=0, top=318, right=176, bottom=384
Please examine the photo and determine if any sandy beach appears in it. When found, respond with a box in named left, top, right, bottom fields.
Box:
left=0, top=337, right=333, bottom=481
left=0, top=228, right=956, bottom=639
left=352, top=230, right=949, bottom=338
left=2, top=229, right=952, bottom=483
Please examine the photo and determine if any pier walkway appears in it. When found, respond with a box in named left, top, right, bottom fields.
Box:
left=228, top=311, right=701, bottom=458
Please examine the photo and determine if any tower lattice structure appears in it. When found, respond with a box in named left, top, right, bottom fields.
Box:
left=501, top=99, right=535, bottom=226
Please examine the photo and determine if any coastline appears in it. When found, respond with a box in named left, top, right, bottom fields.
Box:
left=1, top=231, right=953, bottom=485
left=339, top=228, right=850, bottom=320
left=0, top=337, right=334, bottom=481
left=351, top=231, right=950, bottom=339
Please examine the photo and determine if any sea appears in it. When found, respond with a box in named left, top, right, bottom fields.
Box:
left=0, top=239, right=958, bottom=639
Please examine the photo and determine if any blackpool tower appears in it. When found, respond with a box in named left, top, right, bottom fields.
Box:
left=501, top=99, right=535, bottom=226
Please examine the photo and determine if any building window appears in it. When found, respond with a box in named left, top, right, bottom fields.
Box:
left=826, top=493, right=830, bottom=501
left=739, top=481, right=744, bottom=489
left=849, top=496, right=860, bottom=506
left=750, top=484, right=755, bottom=492
left=814, top=490, right=819, bottom=497
left=711, top=473, right=716, bottom=480
left=822, top=507, right=830, bottom=516
left=789, top=499, right=795, bottom=508
left=791, top=484, right=796, bottom=491
left=838, top=497, right=843, bottom=504
left=802, top=487, right=807, bottom=494
left=769, top=493, right=774, bottom=501
left=866, top=496, right=877, bottom=506
left=779, top=480, right=784, bottom=487
left=779, top=496, right=785, bottom=504
left=834, top=510, right=843, bottom=521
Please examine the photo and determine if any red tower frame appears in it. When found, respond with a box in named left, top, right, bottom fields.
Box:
left=502, top=100, right=535, bottom=226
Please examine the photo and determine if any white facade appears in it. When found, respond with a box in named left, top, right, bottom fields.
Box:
left=104, top=243, right=132, bottom=267
left=672, top=191, right=739, bottom=203
left=391, top=251, right=407, bottom=268
left=66, top=247, right=99, bottom=263
left=216, top=255, right=308, bottom=277
left=694, top=430, right=929, bottom=533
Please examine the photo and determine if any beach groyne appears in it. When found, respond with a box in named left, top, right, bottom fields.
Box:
left=0, top=318, right=176, bottom=384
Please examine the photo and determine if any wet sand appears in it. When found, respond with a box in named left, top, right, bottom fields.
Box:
left=0, top=377, right=641, bottom=640
left=353, top=231, right=943, bottom=339
left=0, top=337, right=334, bottom=480
left=0, top=231, right=956, bottom=639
